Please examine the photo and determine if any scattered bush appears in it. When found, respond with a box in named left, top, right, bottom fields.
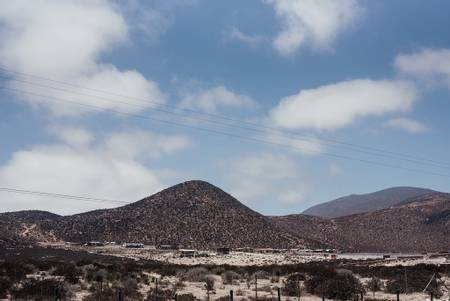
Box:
left=182, top=267, right=209, bottom=282
left=306, top=269, right=363, bottom=300
left=283, top=273, right=305, bottom=296
left=0, top=276, right=13, bottom=298
left=146, top=287, right=175, bottom=301
left=385, top=272, right=442, bottom=297
left=51, top=263, right=81, bottom=284
left=176, top=293, right=199, bottom=301
left=222, top=270, right=240, bottom=284
left=11, top=279, right=68, bottom=301
left=366, top=277, right=383, bottom=296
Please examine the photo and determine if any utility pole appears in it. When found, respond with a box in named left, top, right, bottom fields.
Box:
left=255, top=274, right=258, bottom=301
left=404, top=267, right=408, bottom=293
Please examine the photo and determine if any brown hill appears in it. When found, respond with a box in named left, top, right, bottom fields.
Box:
left=0, top=210, right=61, bottom=247
left=302, top=187, right=435, bottom=218
left=273, top=193, right=450, bottom=253
left=39, top=180, right=303, bottom=249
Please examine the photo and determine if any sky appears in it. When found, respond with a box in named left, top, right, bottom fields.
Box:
left=1, top=0, right=450, bottom=215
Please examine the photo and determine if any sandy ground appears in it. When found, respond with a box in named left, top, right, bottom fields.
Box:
left=43, top=243, right=450, bottom=267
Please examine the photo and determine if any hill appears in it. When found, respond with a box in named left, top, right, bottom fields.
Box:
left=302, top=187, right=435, bottom=218
left=39, top=180, right=303, bottom=249
left=273, top=192, right=450, bottom=252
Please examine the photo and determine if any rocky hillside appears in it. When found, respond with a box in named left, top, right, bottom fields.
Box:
left=40, top=181, right=303, bottom=249
left=1, top=182, right=448, bottom=252
left=0, top=210, right=61, bottom=247
left=273, top=193, right=450, bottom=253
left=302, top=187, right=435, bottom=218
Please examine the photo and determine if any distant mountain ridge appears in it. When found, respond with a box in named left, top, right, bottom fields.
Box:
left=273, top=192, right=450, bottom=252
left=0, top=182, right=448, bottom=253
left=302, top=187, right=435, bottom=218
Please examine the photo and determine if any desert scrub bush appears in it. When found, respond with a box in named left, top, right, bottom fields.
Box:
left=50, top=263, right=81, bottom=284
left=146, top=287, right=175, bottom=301
left=11, top=279, right=69, bottom=301
left=253, top=270, right=270, bottom=279
left=306, top=269, right=363, bottom=300
left=385, top=272, right=442, bottom=297
left=366, top=277, right=383, bottom=296
left=0, top=261, right=33, bottom=282
left=222, top=270, right=240, bottom=284
left=0, top=276, right=13, bottom=298
left=258, top=285, right=273, bottom=292
left=176, top=293, right=199, bottom=301
left=283, top=273, right=305, bottom=296
left=83, top=286, right=116, bottom=301
left=182, top=267, right=209, bottom=282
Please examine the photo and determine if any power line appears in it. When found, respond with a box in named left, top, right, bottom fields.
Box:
left=1, top=71, right=450, bottom=170
left=1, top=66, right=449, bottom=169
left=0, top=187, right=129, bottom=206
left=2, top=85, right=450, bottom=179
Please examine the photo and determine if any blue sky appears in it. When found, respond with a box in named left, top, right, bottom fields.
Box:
left=1, top=0, right=450, bottom=215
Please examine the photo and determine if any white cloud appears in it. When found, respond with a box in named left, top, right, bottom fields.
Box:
left=278, top=190, right=305, bottom=204
left=385, top=117, right=428, bottom=134
left=270, top=79, right=418, bottom=131
left=0, top=0, right=165, bottom=116
left=265, top=133, right=324, bottom=155
left=225, top=153, right=306, bottom=205
left=224, top=26, right=265, bottom=47
left=48, top=126, right=94, bottom=149
left=0, top=128, right=192, bottom=214
left=120, top=0, right=195, bottom=42
left=264, top=0, right=363, bottom=56
left=102, top=130, right=192, bottom=159
left=233, top=153, right=296, bottom=180
left=395, top=48, right=450, bottom=87
left=178, top=85, right=254, bottom=114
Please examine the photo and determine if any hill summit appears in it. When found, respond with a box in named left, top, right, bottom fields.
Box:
left=42, top=180, right=302, bottom=249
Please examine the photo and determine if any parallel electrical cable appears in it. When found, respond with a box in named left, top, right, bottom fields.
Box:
left=0, top=187, right=129, bottom=206
left=1, top=66, right=449, bottom=168
left=1, top=72, right=450, bottom=170
left=2, top=85, right=450, bottom=179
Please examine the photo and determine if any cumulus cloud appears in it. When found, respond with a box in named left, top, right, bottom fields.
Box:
left=0, top=128, right=192, bottom=214
left=119, top=0, right=195, bottom=42
left=385, top=117, right=428, bottom=134
left=178, top=85, right=254, bottom=114
left=265, top=132, right=324, bottom=155
left=270, top=79, right=418, bottom=131
left=102, top=130, right=192, bottom=159
left=223, top=26, right=265, bottom=47
left=226, top=153, right=306, bottom=205
left=395, top=48, right=450, bottom=88
left=0, top=0, right=165, bottom=116
left=264, top=0, right=363, bottom=56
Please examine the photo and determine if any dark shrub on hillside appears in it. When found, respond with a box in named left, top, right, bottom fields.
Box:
left=11, top=279, right=68, bottom=301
